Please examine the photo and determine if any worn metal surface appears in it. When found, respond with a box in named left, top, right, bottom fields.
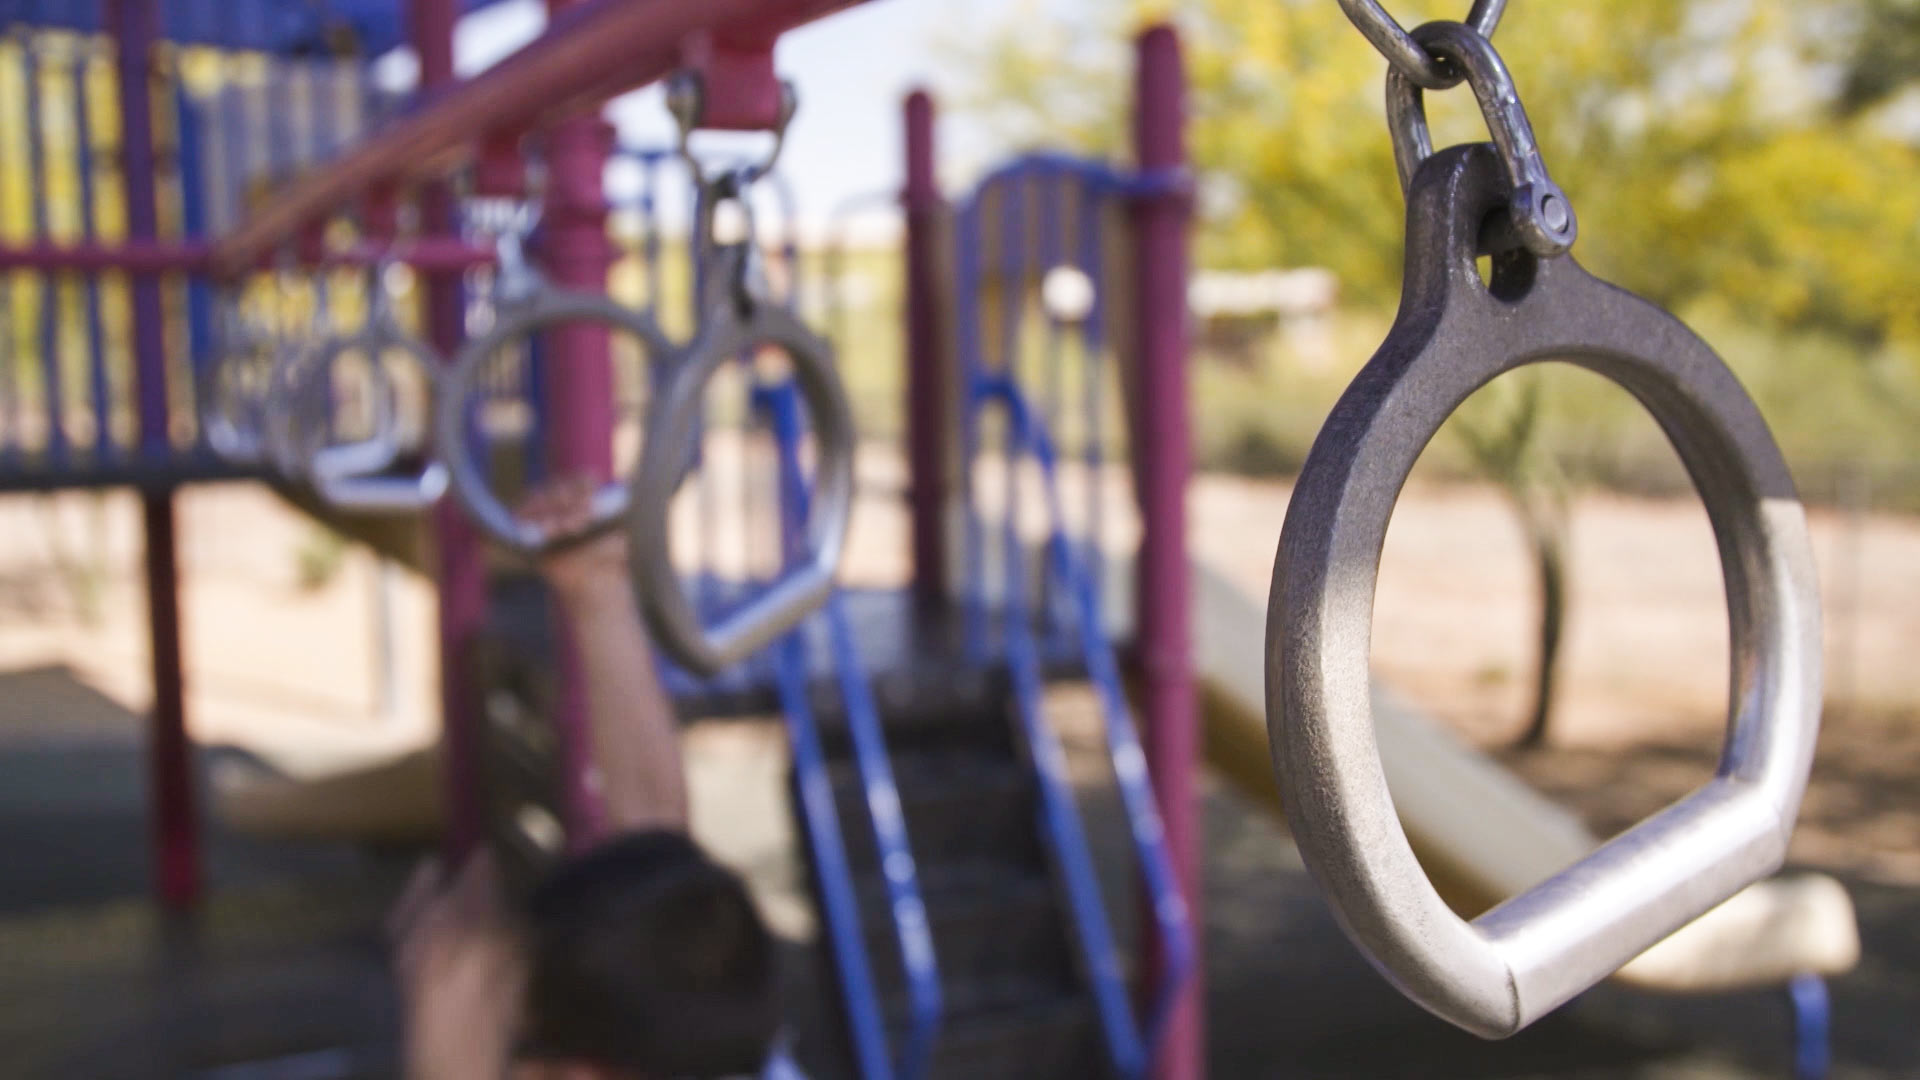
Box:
left=1266, top=145, right=1822, bottom=1038
left=629, top=245, right=855, bottom=678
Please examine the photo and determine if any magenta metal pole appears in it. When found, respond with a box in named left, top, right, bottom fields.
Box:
left=414, top=0, right=490, bottom=859
left=1131, top=23, right=1201, bottom=1080
left=540, top=0, right=617, bottom=848
left=105, top=0, right=200, bottom=911
left=902, top=88, right=948, bottom=609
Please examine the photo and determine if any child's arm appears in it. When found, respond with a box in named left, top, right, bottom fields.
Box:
left=522, top=476, right=689, bottom=833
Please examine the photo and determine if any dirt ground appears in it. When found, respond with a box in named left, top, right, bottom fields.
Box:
left=0, top=471, right=1915, bottom=1075
left=1191, top=473, right=1920, bottom=888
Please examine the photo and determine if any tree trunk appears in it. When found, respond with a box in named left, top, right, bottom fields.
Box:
left=1513, top=486, right=1568, bottom=749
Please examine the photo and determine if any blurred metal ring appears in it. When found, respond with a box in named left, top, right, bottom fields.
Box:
left=436, top=288, right=673, bottom=554
left=628, top=286, right=855, bottom=677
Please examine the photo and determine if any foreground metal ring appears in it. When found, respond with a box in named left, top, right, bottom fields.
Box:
left=1338, top=0, right=1506, bottom=90
left=435, top=288, right=673, bottom=554
left=629, top=296, right=855, bottom=677
left=1266, top=145, right=1821, bottom=1038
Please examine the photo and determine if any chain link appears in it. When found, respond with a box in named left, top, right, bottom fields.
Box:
left=1385, top=20, right=1575, bottom=256
left=667, top=71, right=798, bottom=188
left=1336, top=0, right=1506, bottom=89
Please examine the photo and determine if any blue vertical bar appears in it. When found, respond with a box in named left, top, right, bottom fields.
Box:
left=177, top=75, right=215, bottom=457
left=1789, top=973, right=1831, bottom=1080
left=1038, top=171, right=1063, bottom=444
left=954, top=197, right=986, bottom=659
left=265, top=54, right=292, bottom=182
left=985, top=381, right=1144, bottom=1077
left=996, top=176, right=1026, bottom=644
left=759, top=381, right=899, bottom=1080
left=1036, top=171, right=1067, bottom=641
left=25, top=35, right=66, bottom=464
left=312, top=59, right=339, bottom=159
left=1077, top=177, right=1107, bottom=595
left=219, top=81, right=249, bottom=235
left=74, top=45, right=112, bottom=456
left=760, top=382, right=943, bottom=1078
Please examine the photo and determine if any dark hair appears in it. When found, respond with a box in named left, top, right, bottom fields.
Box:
left=519, top=831, right=780, bottom=1077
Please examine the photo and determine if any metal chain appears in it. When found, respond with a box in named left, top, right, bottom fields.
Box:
left=1383, top=19, right=1576, bottom=256
left=1336, top=0, right=1506, bottom=89
left=666, top=71, right=798, bottom=188
left=693, top=165, right=774, bottom=318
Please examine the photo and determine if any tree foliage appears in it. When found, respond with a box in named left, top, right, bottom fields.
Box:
left=947, top=0, right=1920, bottom=352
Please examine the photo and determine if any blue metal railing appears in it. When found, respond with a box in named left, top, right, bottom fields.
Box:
left=954, top=152, right=1194, bottom=1077
left=759, top=379, right=943, bottom=1080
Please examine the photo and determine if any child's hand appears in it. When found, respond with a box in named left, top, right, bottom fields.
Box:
left=390, top=855, right=523, bottom=1080
left=517, top=474, right=631, bottom=601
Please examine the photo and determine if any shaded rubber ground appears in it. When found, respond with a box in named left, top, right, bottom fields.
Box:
left=2, top=710, right=1916, bottom=1079
left=1194, top=774, right=1920, bottom=1079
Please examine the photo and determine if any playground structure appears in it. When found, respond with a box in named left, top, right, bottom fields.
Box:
left=0, top=1, right=1863, bottom=1078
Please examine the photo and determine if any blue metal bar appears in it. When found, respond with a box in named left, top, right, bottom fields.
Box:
left=1789, top=973, right=1831, bottom=1080
left=311, top=60, right=339, bottom=161
left=74, top=44, right=113, bottom=456
left=769, top=558, right=893, bottom=1080
left=1038, top=174, right=1063, bottom=441
left=1035, top=173, right=1066, bottom=643
left=1076, top=176, right=1107, bottom=596
left=176, top=75, right=216, bottom=458
left=1033, top=414, right=1192, bottom=1047
left=217, top=82, right=249, bottom=238
left=992, top=177, right=1025, bottom=645
left=953, top=152, right=1196, bottom=1074
left=954, top=199, right=987, bottom=659
left=759, top=380, right=942, bottom=1079
left=266, top=56, right=293, bottom=186
left=966, top=151, right=1184, bottom=205
left=973, top=375, right=1145, bottom=1079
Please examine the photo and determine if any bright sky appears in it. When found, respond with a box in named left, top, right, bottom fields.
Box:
left=444, top=0, right=1045, bottom=229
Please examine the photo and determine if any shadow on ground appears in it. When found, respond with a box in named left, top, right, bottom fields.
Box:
left=0, top=663, right=1915, bottom=1078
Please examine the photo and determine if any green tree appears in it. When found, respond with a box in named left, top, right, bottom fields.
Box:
left=1838, top=0, right=1920, bottom=113
left=948, top=0, right=1920, bottom=348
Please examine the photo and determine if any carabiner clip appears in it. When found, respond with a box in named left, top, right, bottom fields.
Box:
left=1385, top=20, right=1576, bottom=257
left=667, top=70, right=798, bottom=188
